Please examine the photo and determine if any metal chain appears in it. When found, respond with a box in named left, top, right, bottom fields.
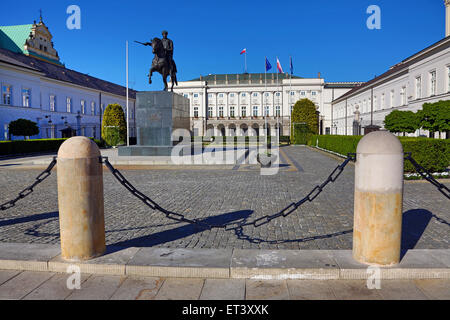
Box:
left=404, top=152, right=450, bottom=199
left=102, top=153, right=356, bottom=230
left=0, top=157, right=57, bottom=211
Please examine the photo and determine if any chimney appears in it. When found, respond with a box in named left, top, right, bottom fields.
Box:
left=446, top=0, right=450, bottom=37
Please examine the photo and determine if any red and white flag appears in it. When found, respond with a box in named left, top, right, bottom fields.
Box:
left=240, top=48, right=246, bottom=55
left=276, top=57, right=283, bottom=73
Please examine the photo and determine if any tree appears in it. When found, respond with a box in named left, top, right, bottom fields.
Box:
left=290, top=98, right=318, bottom=144
left=101, top=104, right=127, bottom=146
left=417, top=100, right=450, bottom=138
left=383, top=110, right=419, bottom=136
left=8, top=118, right=39, bottom=139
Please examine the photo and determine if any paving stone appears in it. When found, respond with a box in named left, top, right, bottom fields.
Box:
left=413, top=279, right=450, bottom=300
left=66, top=275, right=126, bottom=300
left=199, top=279, right=245, bottom=300
left=110, top=276, right=164, bottom=300
left=23, top=273, right=91, bottom=300
left=0, top=271, right=54, bottom=299
left=0, top=270, right=20, bottom=286
left=231, top=249, right=339, bottom=279
left=376, top=280, right=429, bottom=300
left=287, top=280, right=336, bottom=300
left=328, top=280, right=383, bottom=300
left=154, top=278, right=204, bottom=300
left=246, top=279, right=289, bottom=300
left=0, top=146, right=448, bottom=251
left=0, top=243, right=60, bottom=271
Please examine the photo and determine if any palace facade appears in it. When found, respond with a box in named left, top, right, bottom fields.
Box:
left=172, top=73, right=361, bottom=137
left=0, top=16, right=136, bottom=141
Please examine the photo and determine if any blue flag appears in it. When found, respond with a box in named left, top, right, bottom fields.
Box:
left=290, top=56, right=293, bottom=75
left=265, top=57, right=272, bottom=72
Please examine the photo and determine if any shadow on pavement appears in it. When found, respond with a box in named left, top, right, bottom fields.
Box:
left=400, top=209, right=432, bottom=259
left=110, top=209, right=253, bottom=248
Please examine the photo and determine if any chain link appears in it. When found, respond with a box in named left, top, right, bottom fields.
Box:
left=102, top=153, right=356, bottom=231
left=1, top=157, right=57, bottom=211
left=404, top=152, right=450, bottom=199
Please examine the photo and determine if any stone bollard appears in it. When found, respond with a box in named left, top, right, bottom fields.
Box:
left=353, top=131, right=404, bottom=266
left=57, top=136, right=106, bottom=261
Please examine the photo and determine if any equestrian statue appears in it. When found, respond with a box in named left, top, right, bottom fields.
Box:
left=135, top=30, right=178, bottom=91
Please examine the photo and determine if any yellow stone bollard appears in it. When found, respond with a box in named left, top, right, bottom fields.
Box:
left=353, top=131, right=404, bottom=266
left=57, top=136, right=105, bottom=261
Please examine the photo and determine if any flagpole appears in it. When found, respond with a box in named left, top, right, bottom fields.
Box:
left=264, top=57, right=267, bottom=141
left=126, top=40, right=129, bottom=146
left=245, top=51, right=247, bottom=73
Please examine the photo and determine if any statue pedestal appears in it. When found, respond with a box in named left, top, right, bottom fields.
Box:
left=118, top=91, right=190, bottom=156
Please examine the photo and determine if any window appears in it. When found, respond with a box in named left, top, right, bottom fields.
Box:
left=241, top=106, right=247, bottom=117
left=22, top=88, right=31, bottom=107
left=447, top=66, right=450, bottom=92
left=219, top=106, right=224, bottom=117
left=208, top=93, right=212, bottom=98
left=275, top=106, right=280, bottom=117
left=183, top=94, right=189, bottom=98
left=230, top=93, right=235, bottom=97
left=230, top=106, right=235, bottom=117
left=374, top=96, right=377, bottom=110
left=81, top=100, right=86, bottom=114
left=311, top=91, right=317, bottom=96
left=2, top=85, right=12, bottom=105
left=193, top=93, right=198, bottom=98
left=290, top=91, right=295, bottom=96
left=252, top=106, right=258, bottom=117
left=193, top=106, right=198, bottom=118
left=381, top=93, right=385, bottom=109
left=290, top=105, right=293, bottom=114
left=430, top=71, right=436, bottom=96
left=390, top=90, right=394, bottom=108
left=207, top=106, right=213, bottom=117
left=275, top=92, right=281, bottom=97
left=66, top=97, right=72, bottom=113
left=241, top=93, right=246, bottom=97
left=101, top=103, right=105, bottom=114
left=264, top=93, right=269, bottom=97
left=91, top=101, right=96, bottom=115
left=252, top=93, right=258, bottom=97
left=416, top=77, right=422, bottom=99
left=50, top=95, right=56, bottom=111
left=264, top=106, right=269, bottom=116
left=401, top=87, right=407, bottom=105
left=218, top=93, right=224, bottom=98
left=300, top=91, right=306, bottom=96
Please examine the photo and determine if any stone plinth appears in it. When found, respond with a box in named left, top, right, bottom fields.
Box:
left=119, top=91, right=190, bottom=156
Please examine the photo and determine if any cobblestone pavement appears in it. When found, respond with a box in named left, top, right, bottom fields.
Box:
left=0, top=146, right=448, bottom=250
left=0, top=270, right=449, bottom=300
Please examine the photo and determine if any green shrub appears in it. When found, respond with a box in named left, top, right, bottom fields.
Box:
left=0, top=138, right=103, bottom=156
left=101, top=104, right=127, bottom=146
left=291, top=99, right=318, bottom=143
left=9, top=118, right=39, bottom=139
left=307, top=135, right=449, bottom=173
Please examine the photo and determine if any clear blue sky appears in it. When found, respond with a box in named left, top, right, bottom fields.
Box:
left=0, top=0, right=446, bottom=91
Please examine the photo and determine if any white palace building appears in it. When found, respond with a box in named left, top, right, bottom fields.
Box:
left=173, top=74, right=360, bottom=137
left=0, top=16, right=136, bottom=141
left=174, top=1, right=450, bottom=138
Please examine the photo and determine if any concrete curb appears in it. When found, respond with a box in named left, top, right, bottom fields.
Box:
left=0, top=243, right=448, bottom=280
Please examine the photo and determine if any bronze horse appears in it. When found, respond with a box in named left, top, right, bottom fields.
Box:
left=147, top=38, right=178, bottom=91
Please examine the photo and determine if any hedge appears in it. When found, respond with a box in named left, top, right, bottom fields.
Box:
left=0, top=138, right=104, bottom=156
left=307, top=135, right=450, bottom=173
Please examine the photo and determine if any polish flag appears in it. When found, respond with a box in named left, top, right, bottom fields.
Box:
left=276, top=57, right=283, bottom=73
left=240, top=48, right=246, bottom=54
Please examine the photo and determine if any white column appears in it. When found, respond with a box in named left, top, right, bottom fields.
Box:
left=447, top=0, right=450, bottom=37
